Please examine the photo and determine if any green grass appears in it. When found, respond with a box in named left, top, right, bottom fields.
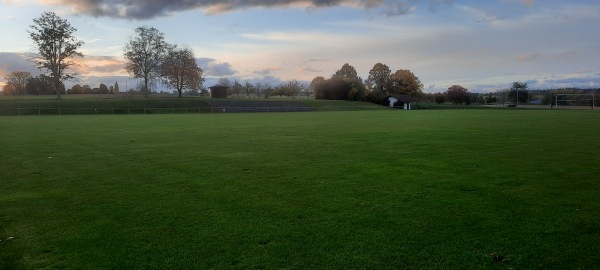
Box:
left=1, top=110, right=599, bottom=269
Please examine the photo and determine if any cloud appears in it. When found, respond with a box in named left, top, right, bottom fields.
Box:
left=517, top=52, right=540, bottom=62
left=254, top=67, right=281, bottom=76
left=75, top=56, right=127, bottom=75
left=34, top=0, right=455, bottom=19
left=196, top=58, right=236, bottom=77
left=0, top=52, right=39, bottom=79
left=521, top=0, right=535, bottom=6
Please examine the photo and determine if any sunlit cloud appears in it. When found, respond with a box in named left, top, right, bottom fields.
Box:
left=517, top=52, right=540, bottom=62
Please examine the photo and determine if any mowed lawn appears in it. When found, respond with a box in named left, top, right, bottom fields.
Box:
left=0, top=110, right=598, bottom=269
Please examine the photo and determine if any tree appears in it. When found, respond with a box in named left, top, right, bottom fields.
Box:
left=434, top=92, right=446, bottom=104
left=3, top=71, right=32, bottom=96
left=366, top=63, right=391, bottom=93
left=284, top=80, right=302, bottom=98
left=113, top=82, right=120, bottom=94
left=510, top=81, right=528, bottom=104
left=124, top=26, right=170, bottom=98
left=243, top=80, right=253, bottom=97
left=230, top=80, right=242, bottom=96
left=161, top=46, right=204, bottom=98
left=310, top=76, right=326, bottom=97
left=218, top=77, right=232, bottom=87
left=98, top=83, right=110, bottom=94
left=446, top=85, right=470, bottom=105
left=26, top=74, right=56, bottom=95
left=254, top=82, right=265, bottom=98
left=314, top=76, right=351, bottom=100
left=389, top=69, right=423, bottom=96
left=28, top=12, right=84, bottom=100
left=333, top=63, right=358, bottom=80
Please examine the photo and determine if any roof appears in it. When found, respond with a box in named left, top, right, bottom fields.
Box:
left=209, top=84, right=230, bottom=89
left=389, top=94, right=419, bottom=103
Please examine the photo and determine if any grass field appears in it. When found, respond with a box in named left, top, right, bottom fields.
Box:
left=1, top=110, right=599, bottom=269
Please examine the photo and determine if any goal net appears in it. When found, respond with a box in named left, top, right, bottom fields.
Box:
left=554, top=94, right=595, bottom=110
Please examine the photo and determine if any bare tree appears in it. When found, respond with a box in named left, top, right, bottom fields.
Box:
left=162, top=46, right=204, bottom=98
left=28, top=11, right=84, bottom=100
left=124, top=26, right=170, bottom=98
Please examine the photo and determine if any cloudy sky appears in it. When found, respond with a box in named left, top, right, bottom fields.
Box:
left=1, top=0, right=599, bottom=93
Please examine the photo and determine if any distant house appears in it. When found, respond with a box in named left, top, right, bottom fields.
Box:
left=209, top=85, right=229, bottom=99
left=388, top=95, right=419, bottom=110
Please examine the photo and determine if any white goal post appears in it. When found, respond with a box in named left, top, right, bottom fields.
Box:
left=554, top=93, right=595, bottom=110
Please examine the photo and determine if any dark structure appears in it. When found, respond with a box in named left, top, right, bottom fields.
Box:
left=388, top=95, right=419, bottom=110
left=209, top=85, right=229, bottom=99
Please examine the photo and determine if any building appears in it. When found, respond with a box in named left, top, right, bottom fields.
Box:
left=388, top=95, right=419, bottom=110
left=209, top=85, right=229, bottom=99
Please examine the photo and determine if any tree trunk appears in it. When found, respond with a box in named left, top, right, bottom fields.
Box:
left=54, top=77, right=62, bottom=100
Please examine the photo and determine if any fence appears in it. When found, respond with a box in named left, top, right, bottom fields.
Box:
left=0, top=106, right=385, bottom=116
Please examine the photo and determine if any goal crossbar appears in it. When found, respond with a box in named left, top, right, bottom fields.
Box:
left=554, top=93, right=595, bottom=110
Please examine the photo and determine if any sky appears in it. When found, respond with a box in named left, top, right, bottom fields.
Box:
left=1, top=0, right=599, bottom=93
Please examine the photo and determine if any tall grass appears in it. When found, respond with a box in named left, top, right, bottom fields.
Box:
left=1, top=110, right=598, bottom=269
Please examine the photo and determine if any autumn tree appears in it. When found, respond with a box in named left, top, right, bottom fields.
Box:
left=161, top=46, right=204, bottom=98
left=446, top=85, right=470, bottom=105
left=389, top=69, right=423, bottom=96
left=3, top=71, right=32, bottom=96
left=28, top=12, right=84, bottom=100
left=124, top=26, right=170, bottom=98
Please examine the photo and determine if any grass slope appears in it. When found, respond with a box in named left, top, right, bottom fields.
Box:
left=0, top=110, right=599, bottom=269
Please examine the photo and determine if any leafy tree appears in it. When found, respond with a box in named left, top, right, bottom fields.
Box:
left=366, top=63, right=391, bottom=93
left=26, top=74, right=57, bottom=95
left=310, top=76, right=326, bottom=97
left=446, top=85, right=470, bottom=105
left=124, top=26, right=170, bottom=98
left=315, top=76, right=351, bottom=100
left=389, top=69, right=423, bottom=96
left=161, top=46, right=204, bottom=98
left=113, top=82, right=120, bottom=94
left=98, top=83, right=110, bottom=94
left=510, top=81, right=528, bottom=104
left=333, top=63, right=358, bottom=80
left=69, top=84, right=84, bottom=94
left=28, top=11, right=84, bottom=100
left=434, top=92, right=446, bottom=104
left=3, top=71, right=32, bottom=96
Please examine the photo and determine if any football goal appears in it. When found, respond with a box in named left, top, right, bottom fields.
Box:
left=554, top=94, right=595, bottom=110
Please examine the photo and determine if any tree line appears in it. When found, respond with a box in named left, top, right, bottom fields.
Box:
left=309, top=63, right=424, bottom=104
left=2, top=12, right=204, bottom=99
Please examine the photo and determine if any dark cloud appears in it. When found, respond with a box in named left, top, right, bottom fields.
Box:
left=196, top=58, right=236, bottom=77
left=0, top=52, right=38, bottom=78
left=46, top=0, right=452, bottom=19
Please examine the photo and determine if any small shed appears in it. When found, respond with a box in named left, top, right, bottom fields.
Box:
left=388, top=95, right=419, bottom=110
left=209, top=85, right=229, bottom=99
